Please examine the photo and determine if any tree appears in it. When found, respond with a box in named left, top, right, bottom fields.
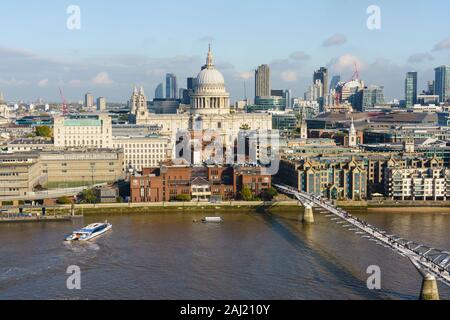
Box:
left=80, top=189, right=97, bottom=204
left=240, top=186, right=253, bottom=201
left=35, top=126, right=52, bottom=138
left=261, top=187, right=278, bottom=201
left=57, top=196, right=72, bottom=204
left=175, top=194, right=191, bottom=202
left=240, top=124, right=250, bottom=131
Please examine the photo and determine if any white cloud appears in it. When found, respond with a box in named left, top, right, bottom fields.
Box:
left=235, top=71, right=253, bottom=80
left=330, top=54, right=365, bottom=74
left=68, top=79, right=82, bottom=87
left=289, top=51, right=310, bottom=61
left=280, top=71, right=297, bottom=82
left=199, top=36, right=214, bottom=42
left=38, top=78, right=49, bottom=87
left=91, top=72, right=113, bottom=85
left=408, top=53, right=434, bottom=63
left=322, top=34, right=347, bottom=47
left=433, top=36, right=450, bottom=51
left=146, top=69, right=166, bottom=77
left=0, top=78, right=29, bottom=86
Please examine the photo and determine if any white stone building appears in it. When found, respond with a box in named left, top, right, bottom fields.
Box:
left=54, top=114, right=113, bottom=149
left=0, top=92, right=10, bottom=124
left=112, top=135, right=172, bottom=172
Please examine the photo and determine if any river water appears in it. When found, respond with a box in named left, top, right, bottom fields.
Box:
left=0, top=208, right=449, bottom=300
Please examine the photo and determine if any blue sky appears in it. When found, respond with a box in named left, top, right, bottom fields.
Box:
left=0, top=0, right=449, bottom=102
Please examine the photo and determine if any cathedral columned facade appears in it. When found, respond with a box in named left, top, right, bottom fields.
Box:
left=129, top=46, right=272, bottom=139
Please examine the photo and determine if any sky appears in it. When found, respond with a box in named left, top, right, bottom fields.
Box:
left=0, top=0, right=449, bottom=103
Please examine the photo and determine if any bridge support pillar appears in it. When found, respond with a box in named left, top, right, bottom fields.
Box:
left=420, top=274, right=439, bottom=300
left=302, top=205, right=314, bottom=224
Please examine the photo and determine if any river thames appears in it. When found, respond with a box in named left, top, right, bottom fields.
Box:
left=0, top=208, right=449, bottom=300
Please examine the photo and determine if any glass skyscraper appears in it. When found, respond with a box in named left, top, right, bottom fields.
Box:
left=313, top=67, right=328, bottom=97
left=329, top=75, right=341, bottom=92
left=434, top=65, right=450, bottom=103
left=405, top=72, right=418, bottom=107
left=360, top=85, right=385, bottom=111
left=154, top=83, right=164, bottom=99
left=165, top=73, right=178, bottom=99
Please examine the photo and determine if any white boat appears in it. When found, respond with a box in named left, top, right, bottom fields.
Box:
left=65, top=221, right=112, bottom=241
left=201, top=217, right=223, bottom=223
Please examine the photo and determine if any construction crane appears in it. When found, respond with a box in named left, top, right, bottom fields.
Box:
left=59, top=87, right=68, bottom=115
left=335, top=62, right=360, bottom=105
left=351, top=62, right=360, bottom=81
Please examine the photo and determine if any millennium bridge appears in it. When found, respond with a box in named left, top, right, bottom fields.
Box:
left=274, top=183, right=450, bottom=300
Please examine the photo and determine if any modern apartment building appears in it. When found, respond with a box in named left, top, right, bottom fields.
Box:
left=386, top=167, right=450, bottom=201
left=367, top=154, right=443, bottom=195
left=53, top=114, right=113, bottom=149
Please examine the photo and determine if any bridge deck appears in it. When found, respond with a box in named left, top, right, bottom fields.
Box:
left=274, top=184, right=450, bottom=287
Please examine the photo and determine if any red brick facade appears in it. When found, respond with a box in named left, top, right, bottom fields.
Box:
left=130, top=165, right=271, bottom=203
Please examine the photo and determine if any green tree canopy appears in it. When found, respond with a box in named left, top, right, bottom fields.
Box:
left=240, top=124, right=250, bottom=131
left=261, top=187, right=278, bottom=201
left=80, top=189, right=97, bottom=204
left=240, top=186, right=253, bottom=201
left=35, top=126, right=53, bottom=138
left=175, top=194, right=191, bottom=202
left=56, top=196, right=72, bottom=204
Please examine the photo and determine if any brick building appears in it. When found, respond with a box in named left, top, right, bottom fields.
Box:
left=130, top=163, right=271, bottom=203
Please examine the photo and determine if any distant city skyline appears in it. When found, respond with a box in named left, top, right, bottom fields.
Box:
left=0, top=0, right=449, bottom=103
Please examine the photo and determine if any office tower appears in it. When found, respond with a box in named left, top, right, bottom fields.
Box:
left=359, top=85, right=385, bottom=111
left=284, top=90, right=292, bottom=109
left=434, top=65, right=450, bottom=103
left=255, top=64, right=271, bottom=98
left=181, top=89, right=190, bottom=104
left=405, top=72, right=418, bottom=107
left=155, top=83, right=164, bottom=99
left=165, top=74, right=178, bottom=99
left=427, top=80, right=435, bottom=95
left=304, top=80, right=323, bottom=101
left=96, top=97, right=106, bottom=111
left=313, top=67, right=328, bottom=97
left=84, top=93, right=94, bottom=109
left=271, top=89, right=284, bottom=97
left=329, top=75, right=341, bottom=91
left=187, top=77, right=197, bottom=91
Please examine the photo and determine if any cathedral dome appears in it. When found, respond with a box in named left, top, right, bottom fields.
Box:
left=196, top=68, right=225, bottom=86
left=195, top=45, right=225, bottom=87
left=190, top=45, right=230, bottom=115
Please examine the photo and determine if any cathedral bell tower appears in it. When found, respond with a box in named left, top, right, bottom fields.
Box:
left=130, top=86, right=148, bottom=123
